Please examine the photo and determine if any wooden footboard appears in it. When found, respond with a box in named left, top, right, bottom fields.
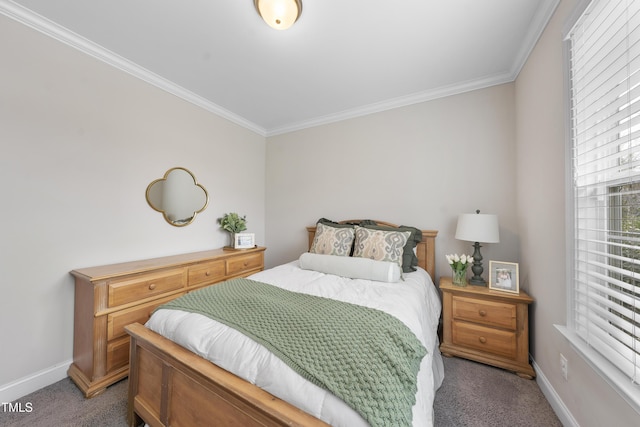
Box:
left=125, top=322, right=329, bottom=427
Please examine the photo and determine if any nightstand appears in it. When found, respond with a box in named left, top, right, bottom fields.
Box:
left=439, top=276, right=535, bottom=379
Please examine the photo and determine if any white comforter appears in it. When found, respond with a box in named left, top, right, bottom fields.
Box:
left=146, top=261, right=444, bottom=426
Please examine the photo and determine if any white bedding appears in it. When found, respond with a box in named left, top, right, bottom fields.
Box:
left=146, top=260, right=444, bottom=427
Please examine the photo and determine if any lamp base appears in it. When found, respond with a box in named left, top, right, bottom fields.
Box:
left=469, top=241, right=487, bottom=286
left=469, top=276, right=487, bottom=286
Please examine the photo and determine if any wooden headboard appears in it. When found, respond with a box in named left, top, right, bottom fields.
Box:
left=306, top=220, right=438, bottom=280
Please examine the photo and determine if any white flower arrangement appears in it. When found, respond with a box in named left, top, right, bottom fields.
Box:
left=445, top=253, right=474, bottom=273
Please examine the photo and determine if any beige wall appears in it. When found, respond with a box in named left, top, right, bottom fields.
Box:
left=265, top=83, right=519, bottom=279
left=0, top=14, right=265, bottom=395
left=516, top=0, right=639, bottom=425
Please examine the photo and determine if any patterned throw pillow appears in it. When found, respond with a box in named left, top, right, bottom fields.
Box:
left=352, top=226, right=411, bottom=268
left=310, top=222, right=355, bottom=256
left=359, top=223, right=423, bottom=273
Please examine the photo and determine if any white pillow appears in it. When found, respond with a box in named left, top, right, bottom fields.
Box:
left=298, top=252, right=402, bottom=283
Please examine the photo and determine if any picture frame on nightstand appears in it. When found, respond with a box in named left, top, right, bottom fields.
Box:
left=489, top=260, right=519, bottom=293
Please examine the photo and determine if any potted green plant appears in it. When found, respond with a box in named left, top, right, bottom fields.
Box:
left=217, top=213, right=254, bottom=249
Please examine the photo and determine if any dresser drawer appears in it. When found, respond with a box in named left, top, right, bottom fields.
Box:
left=188, top=260, right=225, bottom=287
left=452, top=320, right=517, bottom=359
left=108, top=268, right=187, bottom=307
left=106, top=336, right=130, bottom=373
left=452, top=296, right=516, bottom=330
left=107, top=295, right=179, bottom=341
left=69, top=247, right=267, bottom=398
left=226, top=252, right=263, bottom=276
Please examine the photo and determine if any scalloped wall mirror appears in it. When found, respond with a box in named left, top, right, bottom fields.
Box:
left=146, top=167, right=209, bottom=227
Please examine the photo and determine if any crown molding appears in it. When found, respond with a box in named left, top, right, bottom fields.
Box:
left=1, top=0, right=559, bottom=138
left=267, top=0, right=560, bottom=137
left=510, top=0, right=561, bottom=78
left=0, top=0, right=267, bottom=136
left=265, top=71, right=514, bottom=137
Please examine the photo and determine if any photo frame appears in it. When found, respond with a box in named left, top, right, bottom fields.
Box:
left=234, top=232, right=255, bottom=249
left=489, top=261, right=519, bottom=293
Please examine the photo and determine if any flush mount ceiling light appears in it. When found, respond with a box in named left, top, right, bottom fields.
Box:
left=254, top=0, right=302, bottom=30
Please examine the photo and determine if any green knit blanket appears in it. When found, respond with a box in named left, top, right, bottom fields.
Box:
left=157, top=278, right=426, bottom=427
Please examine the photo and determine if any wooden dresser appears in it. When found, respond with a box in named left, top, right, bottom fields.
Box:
left=68, top=246, right=266, bottom=397
left=439, top=276, right=535, bottom=379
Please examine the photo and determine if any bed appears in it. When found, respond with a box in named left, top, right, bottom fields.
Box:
left=125, top=220, right=441, bottom=427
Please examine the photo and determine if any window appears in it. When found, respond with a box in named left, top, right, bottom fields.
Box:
left=567, top=0, right=640, bottom=401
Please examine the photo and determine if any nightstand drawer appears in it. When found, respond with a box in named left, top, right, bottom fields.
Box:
left=452, top=320, right=517, bottom=359
left=452, top=295, right=517, bottom=330
left=226, top=252, right=263, bottom=276
left=108, top=268, right=187, bottom=307
left=188, top=260, right=225, bottom=287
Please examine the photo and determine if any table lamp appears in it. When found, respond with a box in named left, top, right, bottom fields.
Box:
left=455, top=210, right=500, bottom=285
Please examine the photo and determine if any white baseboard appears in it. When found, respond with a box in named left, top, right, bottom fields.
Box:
left=0, top=359, right=72, bottom=403
left=532, top=357, right=579, bottom=427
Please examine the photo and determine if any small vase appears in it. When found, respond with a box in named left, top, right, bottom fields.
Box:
left=452, top=268, right=467, bottom=286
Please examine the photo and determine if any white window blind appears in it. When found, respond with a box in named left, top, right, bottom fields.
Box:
left=569, top=0, right=640, bottom=386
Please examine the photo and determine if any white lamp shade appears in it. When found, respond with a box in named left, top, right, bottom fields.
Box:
left=255, top=0, right=301, bottom=30
left=455, top=213, right=500, bottom=243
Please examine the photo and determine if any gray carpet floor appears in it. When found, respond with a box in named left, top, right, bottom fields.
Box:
left=433, top=357, right=562, bottom=427
left=1, top=356, right=562, bottom=426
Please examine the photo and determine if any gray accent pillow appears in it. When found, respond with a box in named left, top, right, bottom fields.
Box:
left=316, top=218, right=357, bottom=228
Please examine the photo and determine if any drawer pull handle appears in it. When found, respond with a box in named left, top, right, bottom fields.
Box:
left=205, top=271, right=211, bottom=276
left=148, top=283, right=157, bottom=290
left=479, top=310, right=487, bottom=317
left=243, top=262, right=249, bottom=267
left=479, top=336, right=487, bottom=344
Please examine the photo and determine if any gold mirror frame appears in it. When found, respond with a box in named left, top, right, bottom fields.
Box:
left=146, top=167, right=209, bottom=227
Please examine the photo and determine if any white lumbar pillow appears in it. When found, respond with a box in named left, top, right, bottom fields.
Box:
left=298, top=252, right=402, bottom=283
